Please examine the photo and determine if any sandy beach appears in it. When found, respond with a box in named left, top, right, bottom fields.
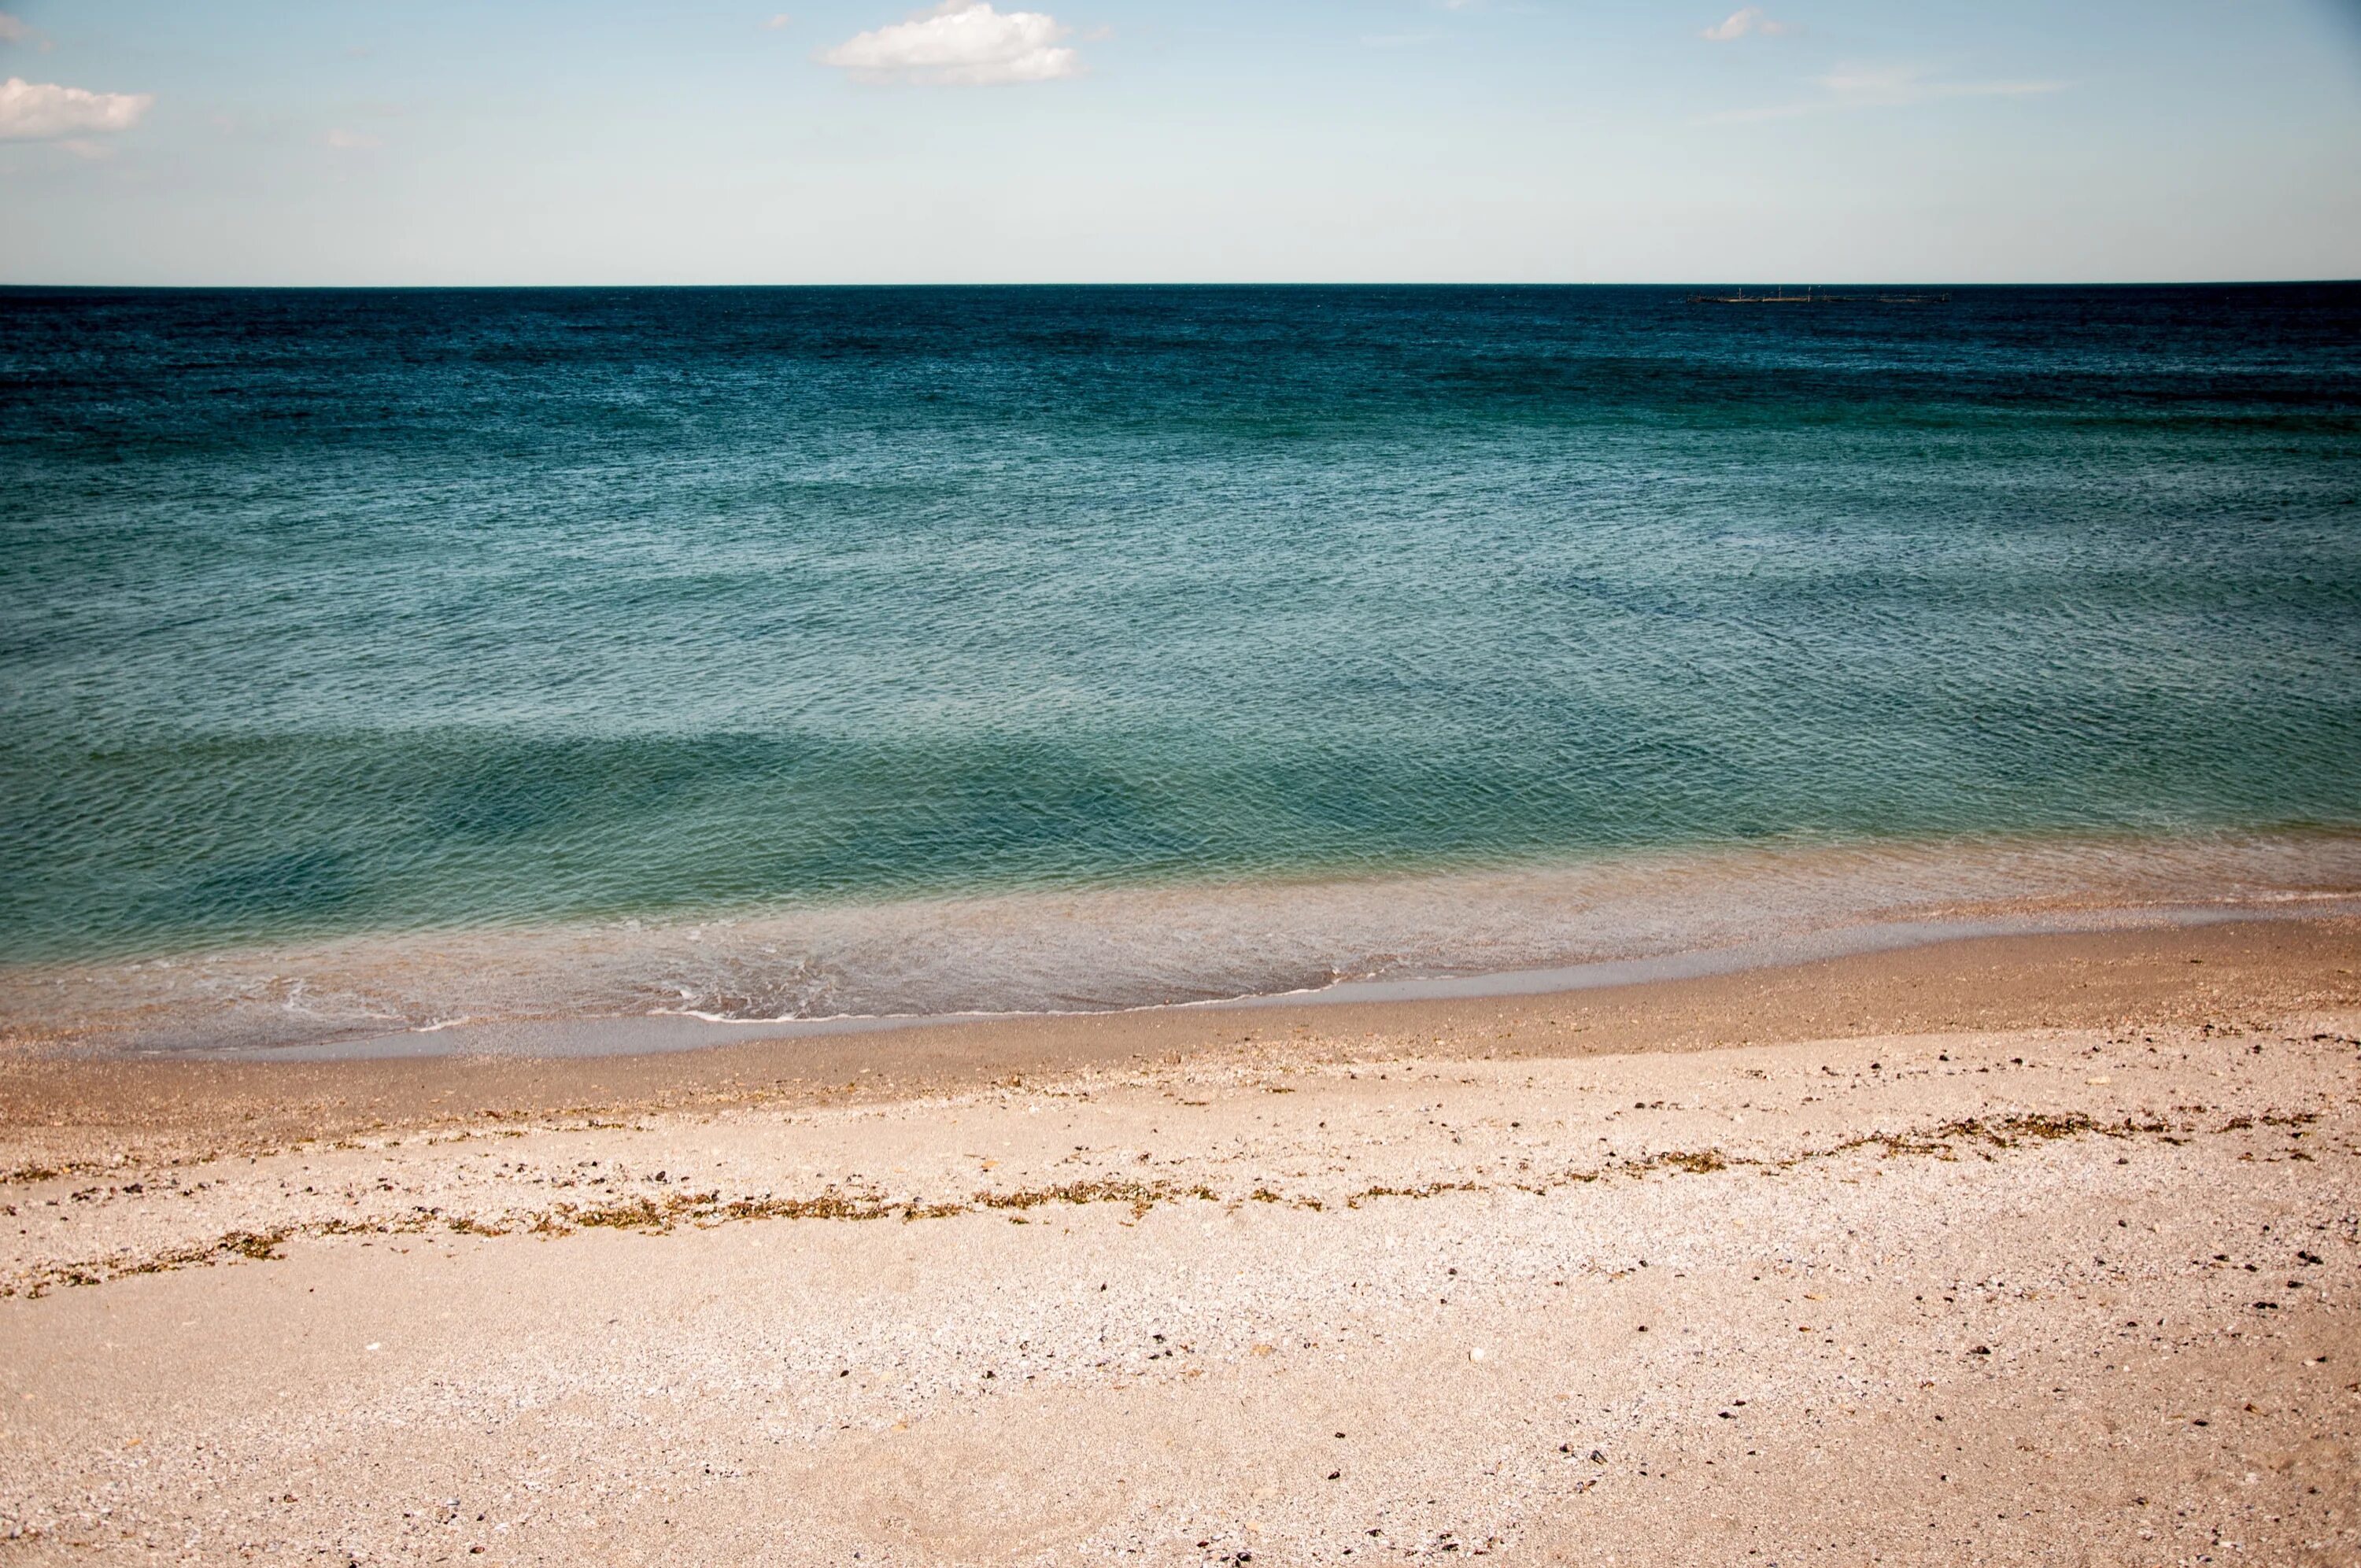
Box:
left=3, top=917, right=2358, bottom=1564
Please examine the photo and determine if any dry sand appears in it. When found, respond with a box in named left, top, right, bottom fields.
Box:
left=2, top=919, right=2358, bottom=1564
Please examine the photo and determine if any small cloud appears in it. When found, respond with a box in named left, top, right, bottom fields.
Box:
left=0, top=77, right=153, bottom=139
left=323, top=127, right=384, bottom=150
left=820, top=1, right=1081, bottom=86
left=763, top=12, right=793, bottom=28
left=1707, top=62, right=2066, bottom=122
left=0, top=11, right=52, bottom=53
left=1701, top=8, right=1794, bottom=42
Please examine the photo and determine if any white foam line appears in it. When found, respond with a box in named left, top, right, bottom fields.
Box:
left=197, top=895, right=2361, bottom=1064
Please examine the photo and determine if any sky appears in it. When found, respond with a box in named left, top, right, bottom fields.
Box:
left=0, top=0, right=2356, bottom=284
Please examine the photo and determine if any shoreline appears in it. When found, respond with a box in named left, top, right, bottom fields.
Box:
left=6, top=912, right=2356, bottom=1174
left=252, top=893, right=2361, bottom=1064
left=9, top=824, right=2361, bottom=1065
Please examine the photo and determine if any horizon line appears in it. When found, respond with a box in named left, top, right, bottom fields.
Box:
left=3, top=277, right=2358, bottom=292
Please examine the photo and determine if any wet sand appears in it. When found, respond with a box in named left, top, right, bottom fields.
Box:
left=6, top=916, right=2359, bottom=1171
left=2, top=919, right=2358, bottom=1562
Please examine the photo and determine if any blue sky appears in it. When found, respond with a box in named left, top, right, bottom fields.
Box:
left=1, top=0, right=2355, bottom=283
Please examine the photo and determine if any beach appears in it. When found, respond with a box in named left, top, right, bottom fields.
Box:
left=7, top=4, right=2360, bottom=1557
left=5, top=917, right=2356, bottom=1563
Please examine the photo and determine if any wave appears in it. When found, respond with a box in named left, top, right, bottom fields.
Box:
left=8, top=826, right=2359, bottom=1057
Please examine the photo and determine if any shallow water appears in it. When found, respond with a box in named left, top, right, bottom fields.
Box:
left=3, top=285, right=2358, bottom=1046
left=8, top=831, right=2359, bottom=1056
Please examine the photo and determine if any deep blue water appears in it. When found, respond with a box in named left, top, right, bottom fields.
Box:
left=4, top=284, right=2359, bottom=968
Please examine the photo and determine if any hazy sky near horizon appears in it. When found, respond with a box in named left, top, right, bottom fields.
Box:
left=1, top=1, right=2356, bottom=284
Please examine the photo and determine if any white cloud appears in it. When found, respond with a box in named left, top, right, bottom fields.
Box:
left=763, top=13, right=793, bottom=28
left=323, top=127, right=384, bottom=150
left=820, top=1, right=1081, bottom=86
left=0, top=13, right=29, bottom=44
left=0, top=77, right=153, bottom=139
left=1701, top=8, right=1794, bottom=42
left=1706, top=63, right=2067, bottom=122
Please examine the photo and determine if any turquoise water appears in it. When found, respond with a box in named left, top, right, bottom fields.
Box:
left=3, top=285, right=2359, bottom=1039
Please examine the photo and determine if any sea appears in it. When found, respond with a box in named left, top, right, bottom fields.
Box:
left=3, top=283, right=2359, bottom=1054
